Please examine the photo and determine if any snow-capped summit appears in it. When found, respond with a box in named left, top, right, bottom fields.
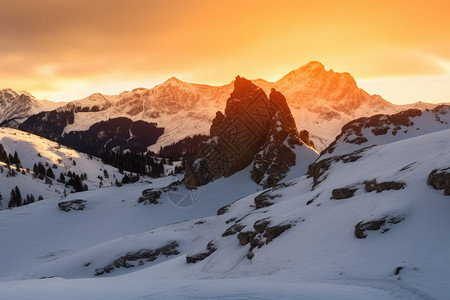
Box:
left=0, top=88, right=62, bottom=126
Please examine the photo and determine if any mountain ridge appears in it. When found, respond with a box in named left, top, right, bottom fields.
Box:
left=3, top=62, right=448, bottom=152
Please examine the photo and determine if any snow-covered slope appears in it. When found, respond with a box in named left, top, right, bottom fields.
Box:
left=0, top=89, right=62, bottom=126
left=0, top=128, right=449, bottom=299
left=321, top=105, right=450, bottom=159
left=0, top=128, right=126, bottom=208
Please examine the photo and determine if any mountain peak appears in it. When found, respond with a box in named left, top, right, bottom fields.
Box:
left=303, top=60, right=325, bottom=69
left=164, top=77, right=184, bottom=85
left=278, top=61, right=327, bottom=83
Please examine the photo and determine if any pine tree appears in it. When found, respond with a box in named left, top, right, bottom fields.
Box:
left=46, top=167, right=55, bottom=179
left=33, top=163, right=38, bottom=178
left=0, top=144, right=7, bottom=162
left=14, top=186, right=22, bottom=207
left=38, top=162, right=46, bottom=176
left=59, top=173, right=66, bottom=183
left=8, top=189, right=16, bottom=208
left=13, top=151, right=20, bottom=165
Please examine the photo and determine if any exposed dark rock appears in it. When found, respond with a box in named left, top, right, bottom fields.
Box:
left=225, top=217, right=236, bottom=224
left=299, top=130, right=316, bottom=149
left=331, top=187, right=357, bottom=199
left=394, top=266, right=404, bottom=275
left=364, top=180, right=406, bottom=193
left=58, top=199, right=87, bottom=212
left=251, top=90, right=313, bottom=188
left=95, top=241, right=179, bottom=276
left=237, top=231, right=253, bottom=246
left=308, top=147, right=369, bottom=188
left=265, top=224, right=292, bottom=243
left=185, top=77, right=278, bottom=188
left=253, top=219, right=270, bottom=233
left=428, top=168, right=450, bottom=196
left=184, top=77, right=316, bottom=189
left=161, top=180, right=182, bottom=193
left=138, top=189, right=162, bottom=204
left=254, top=190, right=281, bottom=209
left=222, top=223, right=246, bottom=237
left=306, top=193, right=320, bottom=206
left=355, top=216, right=405, bottom=238
left=237, top=218, right=292, bottom=259
left=186, top=241, right=217, bottom=263
left=217, top=204, right=230, bottom=215
left=322, top=109, right=424, bottom=156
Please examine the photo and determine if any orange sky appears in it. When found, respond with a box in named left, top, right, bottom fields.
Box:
left=1, top=0, right=449, bottom=104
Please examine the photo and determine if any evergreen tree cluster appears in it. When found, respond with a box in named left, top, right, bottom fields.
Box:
left=96, top=135, right=207, bottom=178
left=121, top=172, right=140, bottom=184
left=7, top=186, right=41, bottom=208
left=60, top=171, right=88, bottom=192
left=158, top=134, right=208, bottom=161
left=99, top=149, right=167, bottom=178
left=0, top=144, right=22, bottom=169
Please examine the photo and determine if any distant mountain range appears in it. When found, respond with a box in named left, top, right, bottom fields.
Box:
left=1, top=61, right=447, bottom=152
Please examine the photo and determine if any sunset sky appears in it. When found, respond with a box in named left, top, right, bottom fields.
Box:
left=1, top=0, right=449, bottom=104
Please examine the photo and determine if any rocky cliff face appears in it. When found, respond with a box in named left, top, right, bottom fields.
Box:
left=184, top=77, right=316, bottom=189
left=251, top=89, right=315, bottom=188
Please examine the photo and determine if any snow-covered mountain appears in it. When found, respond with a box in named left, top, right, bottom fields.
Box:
left=0, top=88, right=62, bottom=127
left=0, top=124, right=449, bottom=299
left=58, top=79, right=234, bottom=153
left=0, top=127, right=129, bottom=208
left=10, top=62, right=445, bottom=154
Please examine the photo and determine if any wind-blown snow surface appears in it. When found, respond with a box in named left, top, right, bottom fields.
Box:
left=1, top=129, right=449, bottom=299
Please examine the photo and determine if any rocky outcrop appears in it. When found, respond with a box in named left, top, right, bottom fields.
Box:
left=354, top=216, right=405, bottom=238
left=321, top=105, right=450, bottom=158
left=307, top=147, right=368, bottom=188
left=138, top=189, right=162, bottom=204
left=254, top=190, right=281, bottom=209
left=331, top=187, right=357, bottom=199
left=184, top=77, right=279, bottom=188
left=95, top=241, right=180, bottom=275
left=428, top=168, right=450, bottom=196
left=237, top=218, right=292, bottom=259
left=364, top=180, right=406, bottom=193
left=184, top=77, right=316, bottom=189
left=58, top=199, right=87, bottom=212
left=186, top=241, right=217, bottom=263
left=251, top=90, right=312, bottom=188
